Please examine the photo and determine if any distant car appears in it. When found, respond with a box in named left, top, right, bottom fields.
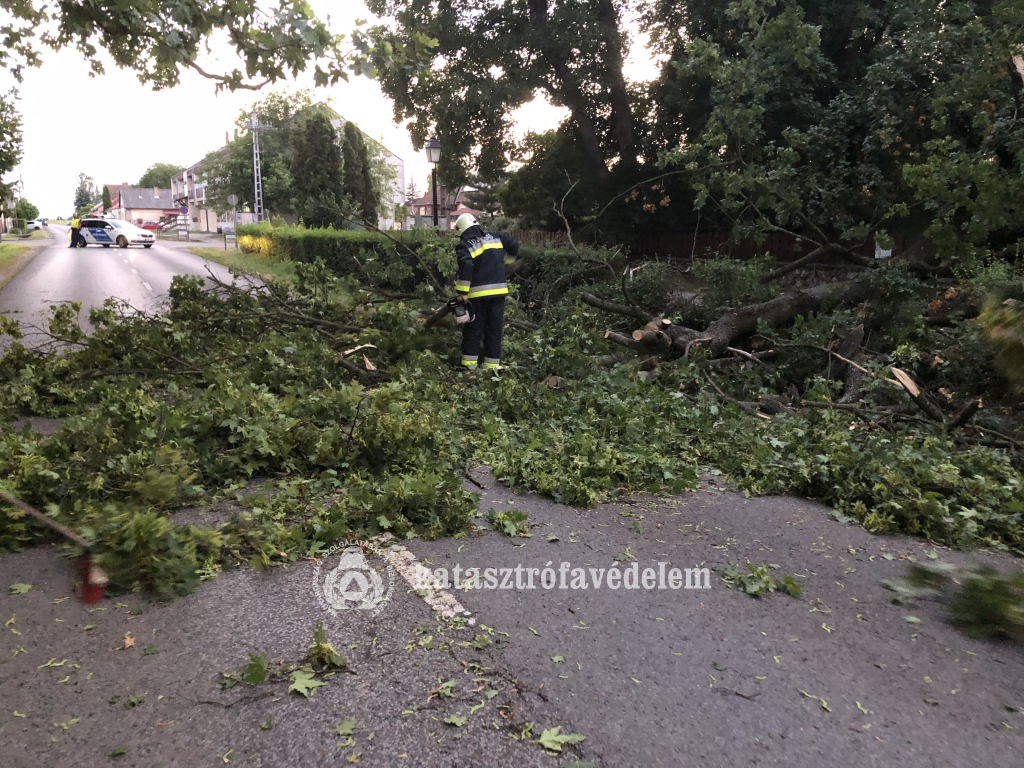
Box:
left=141, top=221, right=161, bottom=230
left=76, top=218, right=155, bottom=249
left=25, top=220, right=42, bottom=231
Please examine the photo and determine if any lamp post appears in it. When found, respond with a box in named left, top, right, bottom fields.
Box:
left=425, top=136, right=441, bottom=228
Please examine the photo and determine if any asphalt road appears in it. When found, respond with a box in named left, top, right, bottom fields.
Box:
left=1, top=468, right=1022, bottom=767
left=0, top=224, right=235, bottom=340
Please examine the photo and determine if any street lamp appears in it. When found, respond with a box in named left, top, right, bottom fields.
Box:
left=425, top=136, right=441, bottom=228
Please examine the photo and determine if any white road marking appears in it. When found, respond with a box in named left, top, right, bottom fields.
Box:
left=142, top=282, right=153, bottom=291
left=375, top=535, right=475, bottom=623
left=123, top=259, right=128, bottom=263
left=131, top=268, right=138, bottom=275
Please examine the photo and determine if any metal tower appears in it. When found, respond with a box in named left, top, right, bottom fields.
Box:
left=250, top=112, right=272, bottom=222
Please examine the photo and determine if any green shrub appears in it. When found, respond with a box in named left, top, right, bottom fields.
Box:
left=236, top=224, right=453, bottom=291
left=693, top=254, right=774, bottom=309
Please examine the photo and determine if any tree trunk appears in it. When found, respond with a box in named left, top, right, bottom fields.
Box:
left=594, top=0, right=636, bottom=176
left=762, top=243, right=848, bottom=283
left=580, top=292, right=653, bottom=322
left=630, top=329, right=672, bottom=352
left=528, top=0, right=615, bottom=182
left=700, top=280, right=866, bottom=355
left=827, top=325, right=864, bottom=381
left=839, top=353, right=865, bottom=404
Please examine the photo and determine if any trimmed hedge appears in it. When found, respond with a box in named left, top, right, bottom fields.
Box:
left=236, top=224, right=453, bottom=291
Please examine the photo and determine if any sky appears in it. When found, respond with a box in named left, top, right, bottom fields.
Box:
left=2, top=3, right=661, bottom=217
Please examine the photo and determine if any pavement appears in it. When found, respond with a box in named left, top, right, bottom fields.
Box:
left=0, top=224, right=236, bottom=340
left=1, top=231, right=1023, bottom=766
left=1, top=469, right=1022, bottom=768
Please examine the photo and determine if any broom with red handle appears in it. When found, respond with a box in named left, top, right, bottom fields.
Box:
left=0, top=488, right=108, bottom=603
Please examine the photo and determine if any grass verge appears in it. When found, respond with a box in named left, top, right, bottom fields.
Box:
left=187, top=246, right=297, bottom=284
left=0, top=243, right=32, bottom=290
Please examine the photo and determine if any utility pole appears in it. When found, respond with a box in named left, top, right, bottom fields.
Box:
left=251, top=112, right=272, bottom=222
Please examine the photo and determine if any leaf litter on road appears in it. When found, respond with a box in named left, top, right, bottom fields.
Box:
left=537, top=726, right=586, bottom=753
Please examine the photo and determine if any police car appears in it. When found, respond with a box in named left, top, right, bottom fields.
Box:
left=75, top=218, right=155, bottom=249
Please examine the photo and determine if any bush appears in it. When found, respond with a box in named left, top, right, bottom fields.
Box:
left=693, top=254, right=774, bottom=309
left=236, top=224, right=454, bottom=291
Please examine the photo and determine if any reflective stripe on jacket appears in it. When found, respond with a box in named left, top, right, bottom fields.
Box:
left=455, top=226, right=519, bottom=299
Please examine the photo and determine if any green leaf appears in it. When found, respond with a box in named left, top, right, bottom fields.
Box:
left=336, top=718, right=357, bottom=737
left=444, top=714, right=467, bottom=727
left=9, top=583, right=31, bottom=595
left=243, top=653, right=270, bottom=684
left=551, top=655, right=565, bottom=663
left=288, top=668, right=326, bottom=698
left=903, top=615, right=921, bottom=624
left=537, top=726, right=586, bottom=752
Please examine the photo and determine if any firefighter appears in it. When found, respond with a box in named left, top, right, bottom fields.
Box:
left=68, top=215, right=81, bottom=248
left=453, top=213, right=518, bottom=370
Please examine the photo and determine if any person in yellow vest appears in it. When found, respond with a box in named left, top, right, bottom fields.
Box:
left=68, top=216, right=81, bottom=248
left=453, top=213, right=519, bottom=370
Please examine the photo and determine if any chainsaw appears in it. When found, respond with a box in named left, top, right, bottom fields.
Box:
left=447, top=296, right=474, bottom=325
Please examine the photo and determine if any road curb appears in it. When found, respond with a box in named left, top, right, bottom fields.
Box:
left=0, top=244, right=40, bottom=292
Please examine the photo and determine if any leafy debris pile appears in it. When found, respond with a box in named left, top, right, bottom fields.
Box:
left=0, top=233, right=1022, bottom=598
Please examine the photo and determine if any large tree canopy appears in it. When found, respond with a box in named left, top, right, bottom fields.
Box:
left=0, top=0, right=436, bottom=91
left=385, top=0, right=1024, bottom=265
left=137, top=163, right=185, bottom=189
left=656, top=0, right=1024, bottom=270
left=13, top=196, right=37, bottom=220
left=202, top=90, right=311, bottom=217
left=367, top=0, right=639, bottom=186
left=73, top=172, right=99, bottom=212
left=0, top=91, right=22, bottom=200
left=202, top=90, right=387, bottom=224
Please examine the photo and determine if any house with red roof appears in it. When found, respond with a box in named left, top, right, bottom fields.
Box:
left=407, top=186, right=483, bottom=229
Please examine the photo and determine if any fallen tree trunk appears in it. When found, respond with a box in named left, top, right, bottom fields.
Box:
left=630, top=329, right=672, bottom=352
left=580, top=292, right=653, bottom=322
left=839, top=353, right=866, bottom=404
left=587, top=279, right=867, bottom=359
left=699, top=280, right=866, bottom=356
left=423, top=303, right=452, bottom=329
left=506, top=318, right=539, bottom=332
left=828, top=325, right=864, bottom=382
left=762, top=243, right=849, bottom=283
left=604, top=330, right=648, bottom=353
